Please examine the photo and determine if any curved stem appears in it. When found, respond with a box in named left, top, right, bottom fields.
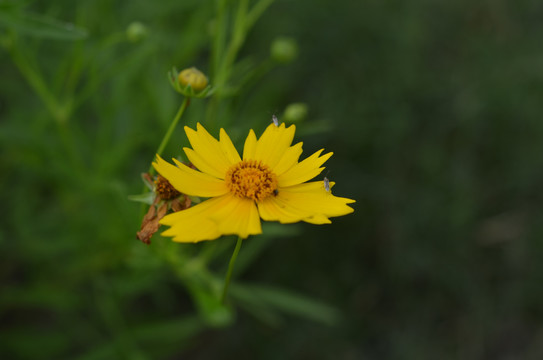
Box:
left=148, top=96, right=190, bottom=174
left=221, top=236, right=243, bottom=303
left=140, top=96, right=191, bottom=218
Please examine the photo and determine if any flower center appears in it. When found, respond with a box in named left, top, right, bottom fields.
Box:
left=155, top=175, right=180, bottom=200
left=225, top=160, right=278, bottom=201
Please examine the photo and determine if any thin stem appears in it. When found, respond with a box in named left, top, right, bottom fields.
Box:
left=212, top=0, right=227, bottom=82
left=246, top=0, right=276, bottom=30
left=148, top=96, right=190, bottom=174
left=140, top=96, right=191, bottom=217
left=7, top=37, right=61, bottom=122
left=221, top=236, right=243, bottom=303
left=221, top=0, right=248, bottom=81
left=5, top=33, right=86, bottom=174
left=56, top=120, right=86, bottom=176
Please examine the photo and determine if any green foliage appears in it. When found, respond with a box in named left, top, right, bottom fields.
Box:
left=3, top=0, right=543, bottom=359
left=0, top=4, right=87, bottom=40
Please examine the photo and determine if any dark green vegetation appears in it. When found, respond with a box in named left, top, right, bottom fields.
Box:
left=2, top=0, right=543, bottom=359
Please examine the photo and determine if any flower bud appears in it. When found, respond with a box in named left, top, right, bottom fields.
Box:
left=126, top=22, right=147, bottom=43
left=178, top=67, right=209, bottom=92
left=283, top=103, right=308, bottom=123
left=270, top=37, right=298, bottom=64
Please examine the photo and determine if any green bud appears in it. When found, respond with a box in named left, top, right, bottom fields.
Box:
left=178, top=67, right=208, bottom=91
left=283, top=103, right=308, bottom=123
left=168, top=67, right=214, bottom=98
left=126, top=22, right=147, bottom=43
left=270, top=37, right=299, bottom=64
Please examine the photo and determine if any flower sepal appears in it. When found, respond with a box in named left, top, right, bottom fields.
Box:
left=127, top=191, right=155, bottom=205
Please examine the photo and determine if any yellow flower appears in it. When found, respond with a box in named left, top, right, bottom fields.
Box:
left=153, top=122, right=355, bottom=242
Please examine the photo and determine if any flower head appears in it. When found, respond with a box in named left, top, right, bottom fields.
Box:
left=135, top=173, right=192, bottom=244
left=153, top=122, right=355, bottom=242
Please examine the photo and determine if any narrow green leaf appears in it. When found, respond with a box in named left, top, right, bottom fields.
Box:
left=131, top=316, right=206, bottom=345
left=232, top=283, right=341, bottom=326
left=229, top=283, right=283, bottom=327
left=0, top=9, right=88, bottom=40
left=127, top=192, right=155, bottom=205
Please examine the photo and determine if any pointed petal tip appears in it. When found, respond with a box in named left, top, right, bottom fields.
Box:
left=305, top=214, right=332, bottom=224
left=184, top=125, right=195, bottom=135
left=321, top=150, right=333, bottom=160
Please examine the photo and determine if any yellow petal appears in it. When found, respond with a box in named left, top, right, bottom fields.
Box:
left=217, top=196, right=262, bottom=239
left=153, top=155, right=228, bottom=197
left=277, top=149, right=333, bottom=187
left=184, top=123, right=230, bottom=176
left=272, top=142, right=303, bottom=176
left=254, top=123, right=296, bottom=169
left=160, top=194, right=262, bottom=242
left=160, top=196, right=228, bottom=242
left=257, top=181, right=354, bottom=224
left=183, top=147, right=224, bottom=179
left=280, top=181, right=355, bottom=216
left=257, top=196, right=309, bottom=224
left=220, top=128, right=242, bottom=164
left=242, top=129, right=257, bottom=160
left=304, top=214, right=332, bottom=225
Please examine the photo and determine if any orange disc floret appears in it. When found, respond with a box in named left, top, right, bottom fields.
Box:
left=155, top=175, right=180, bottom=200
left=225, top=160, right=278, bottom=201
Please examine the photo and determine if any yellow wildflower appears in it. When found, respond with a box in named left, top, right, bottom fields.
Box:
left=153, top=122, right=355, bottom=242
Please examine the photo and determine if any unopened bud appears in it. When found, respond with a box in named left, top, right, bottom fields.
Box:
left=270, top=37, right=298, bottom=64
left=126, top=22, right=147, bottom=43
left=283, top=103, right=308, bottom=123
left=178, top=67, right=208, bottom=91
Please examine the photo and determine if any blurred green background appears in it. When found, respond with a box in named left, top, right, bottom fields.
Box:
left=3, top=0, right=543, bottom=359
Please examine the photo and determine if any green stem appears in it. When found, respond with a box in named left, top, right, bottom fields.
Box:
left=7, top=40, right=60, bottom=121
left=221, top=236, right=243, bottom=303
left=140, top=96, right=191, bottom=217
left=212, top=0, right=227, bottom=82
left=4, top=33, right=86, bottom=173
left=56, top=120, right=86, bottom=176
left=148, top=96, right=190, bottom=174
left=221, top=0, right=248, bottom=81
left=246, top=0, right=276, bottom=30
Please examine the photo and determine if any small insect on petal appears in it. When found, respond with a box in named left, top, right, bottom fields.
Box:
left=272, top=114, right=279, bottom=127
left=323, top=176, right=330, bottom=192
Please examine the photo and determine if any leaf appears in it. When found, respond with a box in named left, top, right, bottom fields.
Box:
left=131, top=316, right=206, bottom=345
left=229, top=283, right=283, bottom=327
left=127, top=192, right=155, bottom=205
left=0, top=9, right=88, bottom=40
left=231, top=283, right=341, bottom=326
